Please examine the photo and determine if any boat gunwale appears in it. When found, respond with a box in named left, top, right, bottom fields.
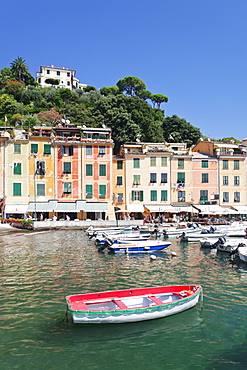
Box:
left=66, top=285, right=202, bottom=315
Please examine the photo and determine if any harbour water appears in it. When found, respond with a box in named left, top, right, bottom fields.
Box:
left=0, top=229, right=246, bottom=369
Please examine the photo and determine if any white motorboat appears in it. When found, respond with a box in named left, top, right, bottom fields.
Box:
left=200, top=236, right=244, bottom=253
left=238, top=245, right=247, bottom=263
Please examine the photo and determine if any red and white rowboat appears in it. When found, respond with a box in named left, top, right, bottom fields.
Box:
left=66, top=284, right=202, bottom=324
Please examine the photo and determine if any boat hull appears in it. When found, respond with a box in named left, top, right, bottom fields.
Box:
left=66, top=285, right=202, bottom=324
left=238, top=246, right=247, bottom=263
left=109, top=242, right=171, bottom=253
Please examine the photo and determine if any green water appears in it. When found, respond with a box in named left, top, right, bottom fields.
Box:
left=0, top=230, right=246, bottom=369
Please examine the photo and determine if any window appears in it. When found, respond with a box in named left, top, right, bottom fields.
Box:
left=223, top=192, right=229, bottom=202
left=117, top=176, right=123, bottom=185
left=178, top=158, right=184, bottom=169
left=131, top=190, right=144, bottom=201
left=99, top=146, right=106, bottom=155
left=177, top=172, right=185, bottom=183
left=178, top=191, right=185, bottom=202
left=200, top=190, right=208, bottom=201
left=13, top=163, right=21, bottom=175
left=64, top=182, right=72, bottom=194
left=150, top=157, right=156, bottom=166
left=36, top=161, right=45, bottom=175
left=86, top=146, right=92, bottom=155
left=44, top=144, right=51, bottom=154
left=150, top=173, right=157, bottom=183
left=223, top=160, right=228, bottom=169
left=14, top=144, right=21, bottom=153
left=99, top=164, right=106, bottom=176
left=223, top=176, right=228, bottom=185
left=86, top=164, right=93, bottom=176
left=13, top=183, right=21, bottom=196
left=133, top=158, right=140, bottom=168
left=67, top=81, right=70, bottom=86
left=202, top=173, right=209, bottom=183
left=37, top=184, right=45, bottom=196
left=133, top=175, right=140, bottom=185
left=63, top=162, right=71, bottom=174
left=234, top=176, right=240, bottom=186
left=161, top=157, right=167, bottom=166
left=99, top=185, right=106, bottom=198
left=117, top=193, right=123, bottom=202
left=150, top=190, right=157, bottom=201
left=161, top=190, right=167, bottom=201
left=234, top=160, right=239, bottom=170
left=234, top=192, right=240, bottom=202
left=31, top=143, right=38, bottom=153
left=57, top=71, right=60, bottom=76
left=161, top=173, right=168, bottom=183
left=62, top=145, right=73, bottom=156
left=86, top=184, right=93, bottom=198
left=47, top=69, right=50, bottom=74
left=117, top=160, right=123, bottom=169
left=202, top=160, right=208, bottom=168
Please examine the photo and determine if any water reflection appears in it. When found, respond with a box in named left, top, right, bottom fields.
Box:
left=0, top=230, right=247, bottom=369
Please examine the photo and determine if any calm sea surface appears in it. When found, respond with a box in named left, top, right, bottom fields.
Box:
left=0, top=229, right=246, bottom=369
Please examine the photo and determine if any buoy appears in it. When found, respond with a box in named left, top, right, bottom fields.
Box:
left=150, top=254, right=157, bottom=260
left=171, top=252, right=177, bottom=257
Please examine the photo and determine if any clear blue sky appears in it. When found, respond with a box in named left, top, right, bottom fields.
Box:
left=1, top=0, right=247, bottom=140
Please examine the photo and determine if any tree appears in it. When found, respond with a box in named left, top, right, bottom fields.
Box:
left=0, top=68, right=14, bottom=88
left=84, top=86, right=97, bottom=93
left=116, top=76, right=146, bottom=96
left=45, top=78, right=60, bottom=86
left=10, top=57, right=29, bottom=83
left=4, top=80, right=25, bottom=100
left=163, top=115, right=202, bottom=147
left=151, top=94, right=169, bottom=108
left=136, top=89, right=152, bottom=100
left=37, top=109, right=62, bottom=124
left=100, top=86, right=120, bottom=96
left=0, top=94, right=20, bottom=119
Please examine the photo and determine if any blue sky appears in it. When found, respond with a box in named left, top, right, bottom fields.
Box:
left=1, top=0, right=247, bottom=140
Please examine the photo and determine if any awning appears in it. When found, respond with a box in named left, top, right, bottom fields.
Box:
left=5, top=204, right=28, bottom=214
left=230, top=206, right=247, bottom=214
left=127, top=204, right=145, bottom=213
left=144, top=205, right=179, bottom=213
left=115, top=209, right=129, bottom=213
left=55, top=203, right=77, bottom=212
left=85, top=202, right=108, bottom=212
left=27, top=202, right=55, bottom=212
left=175, top=206, right=199, bottom=213
left=196, top=205, right=227, bottom=214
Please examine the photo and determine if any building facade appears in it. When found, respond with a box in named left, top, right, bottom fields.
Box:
left=36, top=65, right=87, bottom=90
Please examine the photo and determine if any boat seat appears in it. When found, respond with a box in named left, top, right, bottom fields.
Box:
left=70, top=302, right=88, bottom=311
left=112, top=299, right=128, bottom=310
left=148, top=296, right=164, bottom=305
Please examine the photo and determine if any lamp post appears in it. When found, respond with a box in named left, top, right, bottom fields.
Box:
left=34, top=170, right=37, bottom=220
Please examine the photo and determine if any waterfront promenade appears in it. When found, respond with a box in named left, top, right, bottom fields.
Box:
left=31, top=219, right=142, bottom=230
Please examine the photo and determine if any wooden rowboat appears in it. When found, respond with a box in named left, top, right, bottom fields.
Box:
left=66, top=284, right=202, bottom=324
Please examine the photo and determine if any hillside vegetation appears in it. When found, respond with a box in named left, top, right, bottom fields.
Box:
left=0, top=57, right=203, bottom=152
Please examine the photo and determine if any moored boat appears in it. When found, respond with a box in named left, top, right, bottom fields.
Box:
left=66, top=284, right=202, bottom=324
left=98, top=238, right=171, bottom=253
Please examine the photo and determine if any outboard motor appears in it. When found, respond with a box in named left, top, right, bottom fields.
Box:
left=98, top=237, right=114, bottom=253
left=209, top=226, right=216, bottom=234
left=211, top=236, right=226, bottom=249
left=89, top=231, right=97, bottom=240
